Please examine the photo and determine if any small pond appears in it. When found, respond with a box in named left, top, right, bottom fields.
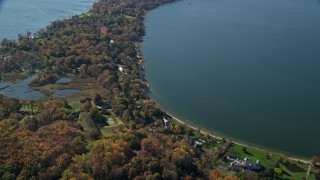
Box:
left=0, top=76, right=44, bottom=100
left=0, top=76, right=79, bottom=100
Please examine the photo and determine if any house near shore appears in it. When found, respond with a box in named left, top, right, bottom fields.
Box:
left=227, top=156, right=263, bottom=172
left=96, top=106, right=103, bottom=110
left=21, top=68, right=30, bottom=72
left=162, top=117, right=171, bottom=127
left=194, top=139, right=206, bottom=147
left=153, top=118, right=172, bottom=128
left=177, top=134, right=206, bottom=152
left=118, top=66, right=123, bottom=72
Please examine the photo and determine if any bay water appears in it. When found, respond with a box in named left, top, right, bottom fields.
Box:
left=0, top=0, right=95, bottom=99
left=1, top=0, right=319, bottom=158
left=0, top=0, right=95, bottom=40
left=143, top=0, right=320, bottom=158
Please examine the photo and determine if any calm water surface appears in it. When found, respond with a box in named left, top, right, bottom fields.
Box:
left=0, top=77, right=79, bottom=100
left=0, top=0, right=91, bottom=99
left=0, top=77, right=44, bottom=100
left=143, top=0, right=320, bottom=158
left=0, top=0, right=95, bottom=40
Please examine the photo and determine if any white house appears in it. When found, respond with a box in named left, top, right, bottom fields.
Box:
left=194, top=139, right=206, bottom=147
left=163, top=118, right=170, bottom=126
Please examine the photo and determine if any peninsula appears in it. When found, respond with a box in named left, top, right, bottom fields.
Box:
left=0, top=0, right=319, bottom=179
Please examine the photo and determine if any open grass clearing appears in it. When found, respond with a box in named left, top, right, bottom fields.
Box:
left=231, top=144, right=318, bottom=179
left=107, top=117, right=117, bottom=126
left=101, top=122, right=125, bottom=137
left=20, top=104, right=39, bottom=113
left=125, top=15, right=134, bottom=21
left=79, top=12, right=93, bottom=18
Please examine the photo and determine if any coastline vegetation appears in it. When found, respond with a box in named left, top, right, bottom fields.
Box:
left=0, top=0, right=319, bottom=179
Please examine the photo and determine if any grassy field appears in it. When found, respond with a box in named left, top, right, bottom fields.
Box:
left=17, top=71, right=29, bottom=78
left=20, top=104, right=39, bottom=113
left=231, top=144, right=319, bottom=179
left=51, top=79, right=127, bottom=138
left=68, top=101, right=81, bottom=112
left=167, top=115, right=319, bottom=179
left=2, top=71, right=29, bottom=82
left=101, top=121, right=125, bottom=137
left=125, top=15, right=134, bottom=21
left=79, top=12, right=93, bottom=18
left=106, top=117, right=117, bottom=126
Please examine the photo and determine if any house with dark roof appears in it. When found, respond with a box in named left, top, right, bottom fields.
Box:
left=227, top=156, right=263, bottom=172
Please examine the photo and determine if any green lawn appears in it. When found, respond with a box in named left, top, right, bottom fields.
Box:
left=101, top=122, right=125, bottom=137
left=79, top=12, right=93, bottom=18
left=17, top=71, right=29, bottom=78
left=125, top=15, right=134, bottom=21
left=68, top=101, right=81, bottom=112
left=107, top=117, right=117, bottom=126
left=100, top=113, right=125, bottom=137
left=231, top=144, right=318, bottom=179
left=167, top=115, right=320, bottom=179
left=20, top=105, right=39, bottom=113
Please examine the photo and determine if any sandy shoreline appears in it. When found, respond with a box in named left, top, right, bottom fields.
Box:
left=139, top=0, right=316, bottom=168
left=139, top=41, right=311, bottom=165
left=163, top=111, right=311, bottom=164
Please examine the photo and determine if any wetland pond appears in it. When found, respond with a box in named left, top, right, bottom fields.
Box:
left=0, top=77, right=79, bottom=100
